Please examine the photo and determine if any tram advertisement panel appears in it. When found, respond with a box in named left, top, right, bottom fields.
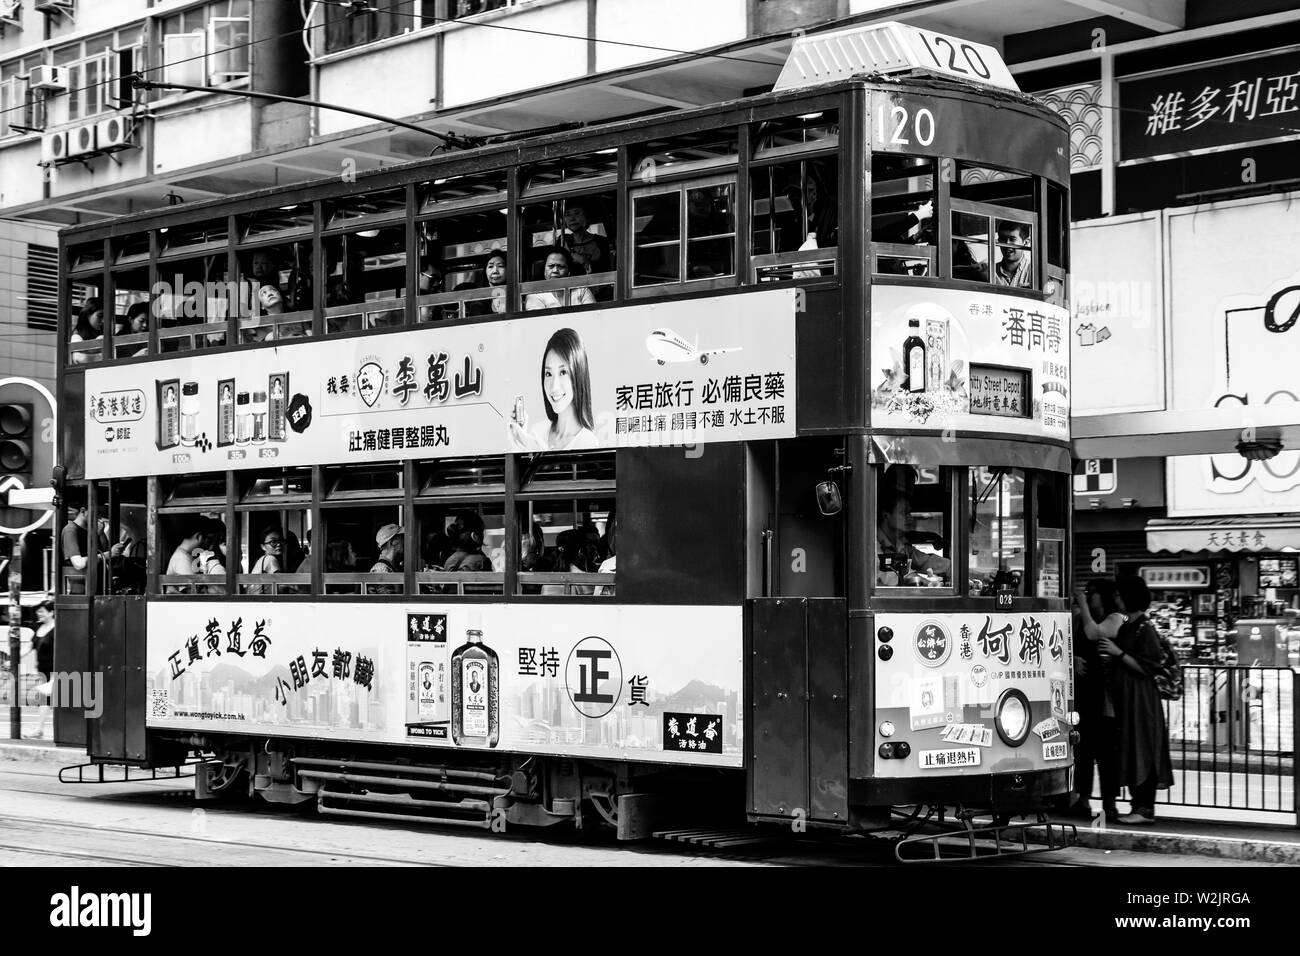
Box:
left=873, top=612, right=1072, bottom=777
left=144, top=602, right=743, bottom=768
left=870, top=286, right=1070, bottom=441
left=82, top=288, right=797, bottom=480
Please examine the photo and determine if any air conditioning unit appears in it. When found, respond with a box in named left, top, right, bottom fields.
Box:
left=67, top=122, right=96, bottom=156
left=41, top=129, right=68, bottom=164
left=27, top=65, right=65, bottom=92
left=0, top=0, right=22, bottom=28
left=95, top=115, right=132, bottom=152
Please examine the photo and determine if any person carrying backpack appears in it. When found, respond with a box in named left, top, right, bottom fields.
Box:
left=1097, top=575, right=1174, bottom=825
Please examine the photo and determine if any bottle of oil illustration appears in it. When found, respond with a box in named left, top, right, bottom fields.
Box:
left=903, top=317, right=927, bottom=393
left=450, top=611, right=499, bottom=748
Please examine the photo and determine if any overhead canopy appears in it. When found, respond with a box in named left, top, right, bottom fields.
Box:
left=870, top=435, right=1071, bottom=473
left=1146, top=516, right=1300, bottom=554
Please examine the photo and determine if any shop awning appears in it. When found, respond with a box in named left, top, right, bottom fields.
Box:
left=1146, top=516, right=1300, bottom=554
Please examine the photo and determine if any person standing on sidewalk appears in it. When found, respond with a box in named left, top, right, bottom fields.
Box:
left=31, top=599, right=55, bottom=739
left=1098, top=575, right=1174, bottom=825
left=1066, top=578, right=1125, bottom=822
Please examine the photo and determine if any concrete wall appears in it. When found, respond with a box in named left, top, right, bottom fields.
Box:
left=318, top=34, right=438, bottom=136
left=595, top=0, right=748, bottom=72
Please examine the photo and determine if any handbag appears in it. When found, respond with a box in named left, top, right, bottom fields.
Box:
left=1148, top=622, right=1184, bottom=701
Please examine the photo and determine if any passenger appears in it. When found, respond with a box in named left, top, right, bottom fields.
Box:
left=1099, top=575, right=1174, bottom=826
left=993, top=221, right=1032, bottom=288
left=245, top=525, right=284, bottom=595
left=69, top=298, right=105, bottom=363
left=60, top=505, right=90, bottom=572
left=875, top=477, right=950, bottom=586
left=442, top=513, right=492, bottom=572
left=508, top=327, right=599, bottom=452
left=324, top=539, right=357, bottom=574
left=874, top=198, right=933, bottom=246
left=790, top=162, right=839, bottom=248
left=164, top=520, right=205, bottom=593
left=196, top=517, right=228, bottom=595
left=524, top=247, right=596, bottom=310
left=368, top=523, right=404, bottom=594
left=116, top=302, right=150, bottom=356
left=562, top=202, right=612, bottom=274
left=466, top=250, right=508, bottom=317
left=594, top=513, right=616, bottom=596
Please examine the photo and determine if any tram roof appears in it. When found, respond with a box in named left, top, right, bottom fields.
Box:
left=59, top=71, right=1064, bottom=244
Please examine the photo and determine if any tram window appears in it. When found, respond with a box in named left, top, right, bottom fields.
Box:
left=520, top=452, right=616, bottom=486
left=416, top=207, right=508, bottom=321
left=516, top=498, right=615, bottom=597
left=951, top=163, right=1036, bottom=210
left=416, top=504, right=506, bottom=594
left=156, top=254, right=230, bottom=353
left=872, top=155, right=936, bottom=277
left=110, top=267, right=152, bottom=359
left=993, top=220, right=1033, bottom=289
left=69, top=240, right=106, bottom=272
left=874, top=465, right=953, bottom=589
left=418, top=456, right=506, bottom=493
left=158, top=512, right=227, bottom=595
left=112, top=232, right=151, bottom=267
left=239, top=205, right=314, bottom=243
left=632, top=130, right=738, bottom=180
left=105, top=490, right=148, bottom=596
left=632, top=178, right=736, bottom=288
left=420, top=170, right=507, bottom=214
left=67, top=279, right=105, bottom=366
left=237, top=509, right=310, bottom=595
left=323, top=227, right=407, bottom=334
left=1034, top=471, right=1068, bottom=598
left=237, top=242, right=312, bottom=343
left=752, top=112, right=839, bottom=159
left=160, top=216, right=229, bottom=257
left=522, top=150, right=619, bottom=191
left=321, top=504, right=404, bottom=595
left=951, top=211, right=991, bottom=283
left=520, top=193, right=616, bottom=307
left=324, top=461, right=404, bottom=498
left=751, top=156, right=838, bottom=281
left=325, top=188, right=406, bottom=230
left=968, top=467, right=1027, bottom=597
left=1046, top=181, right=1068, bottom=270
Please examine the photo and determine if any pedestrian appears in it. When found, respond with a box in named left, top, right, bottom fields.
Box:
left=31, top=599, right=55, bottom=739
left=1063, top=578, right=1124, bottom=822
left=1098, top=575, right=1174, bottom=825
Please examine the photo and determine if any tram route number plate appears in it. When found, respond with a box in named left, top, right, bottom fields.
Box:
left=917, top=748, right=981, bottom=770
left=1043, top=742, right=1069, bottom=761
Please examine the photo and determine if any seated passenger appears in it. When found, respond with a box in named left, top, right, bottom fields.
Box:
left=69, top=298, right=105, bottom=363
left=562, top=203, right=612, bottom=274
left=368, top=523, right=404, bottom=594
left=876, top=490, right=951, bottom=587
left=993, top=221, right=1033, bottom=288
left=245, top=525, right=284, bottom=595
left=466, top=250, right=508, bottom=317
left=115, top=302, right=150, bottom=356
left=442, top=513, right=492, bottom=572
left=164, top=520, right=205, bottom=593
left=525, top=248, right=596, bottom=310
left=196, top=517, right=228, bottom=595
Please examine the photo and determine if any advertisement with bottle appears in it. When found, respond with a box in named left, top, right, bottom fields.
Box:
left=872, top=611, right=1073, bottom=778
left=870, top=285, right=1070, bottom=441
left=82, top=289, right=798, bottom=479
left=145, top=602, right=744, bottom=768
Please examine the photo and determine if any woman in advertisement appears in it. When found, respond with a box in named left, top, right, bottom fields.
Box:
left=509, top=327, right=599, bottom=452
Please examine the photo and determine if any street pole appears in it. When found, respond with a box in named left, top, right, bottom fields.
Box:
left=8, top=532, right=22, bottom=740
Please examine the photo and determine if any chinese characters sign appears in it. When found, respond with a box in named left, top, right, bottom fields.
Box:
left=146, top=602, right=743, bottom=768
left=871, top=286, right=1070, bottom=440
left=1121, top=51, right=1300, bottom=161
left=84, top=289, right=798, bottom=480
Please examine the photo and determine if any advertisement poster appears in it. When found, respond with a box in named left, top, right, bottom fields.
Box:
left=870, top=285, right=1070, bottom=441
left=145, top=602, right=744, bottom=768
left=85, top=289, right=798, bottom=479
left=1167, top=197, right=1300, bottom=516
left=873, top=612, right=1072, bottom=778
left=1069, top=213, right=1166, bottom=416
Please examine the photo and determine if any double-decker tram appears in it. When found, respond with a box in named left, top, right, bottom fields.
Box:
left=54, top=23, right=1074, bottom=856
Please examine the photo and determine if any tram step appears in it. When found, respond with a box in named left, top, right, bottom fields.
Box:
left=316, top=785, right=495, bottom=829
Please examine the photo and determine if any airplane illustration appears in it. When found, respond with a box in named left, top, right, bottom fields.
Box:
left=645, top=328, right=742, bottom=366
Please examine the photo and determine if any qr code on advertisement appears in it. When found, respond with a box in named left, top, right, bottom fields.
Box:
left=150, top=689, right=170, bottom=718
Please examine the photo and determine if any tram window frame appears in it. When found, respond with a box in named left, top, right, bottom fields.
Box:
left=321, top=225, right=409, bottom=335
left=750, top=154, right=839, bottom=283
left=967, top=466, right=1028, bottom=598
left=871, top=154, right=937, bottom=279
left=519, top=191, right=617, bottom=309
left=1033, top=470, right=1068, bottom=599
left=416, top=174, right=510, bottom=322
left=154, top=252, right=232, bottom=353
left=949, top=203, right=1039, bottom=291
left=872, top=464, right=957, bottom=595
left=630, top=173, right=739, bottom=292
left=515, top=497, right=616, bottom=598
left=413, top=456, right=507, bottom=595
left=109, top=266, right=153, bottom=360
left=154, top=473, right=231, bottom=596
left=67, top=274, right=107, bottom=366
left=234, top=468, right=313, bottom=596
left=235, top=240, right=313, bottom=343
left=514, top=451, right=615, bottom=597
left=415, top=502, right=507, bottom=596
left=321, top=460, right=405, bottom=595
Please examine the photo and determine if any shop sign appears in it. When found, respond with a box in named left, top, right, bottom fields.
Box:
left=1120, top=48, right=1300, bottom=161
left=1139, top=565, right=1211, bottom=589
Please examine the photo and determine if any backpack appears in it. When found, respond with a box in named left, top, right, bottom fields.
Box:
left=1148, top=623, right=1184, bottom=701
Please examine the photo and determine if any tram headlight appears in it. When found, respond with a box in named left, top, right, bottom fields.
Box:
left=1068, top=711, right=1081, bottom=727
left=879, top=720, right=896, bottom=738
left=994, top=688, right=1032, bottom=747
left=879, top=742, right=896, bottom=759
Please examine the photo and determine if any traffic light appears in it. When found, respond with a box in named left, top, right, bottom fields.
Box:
left=0, top=402, right=33, bottom=501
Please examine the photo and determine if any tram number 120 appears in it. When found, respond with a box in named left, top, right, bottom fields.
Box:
left=874, top=103, right=937, bottom=149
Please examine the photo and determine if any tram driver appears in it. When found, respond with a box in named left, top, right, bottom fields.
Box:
left=875, top=468, right=951, bottom=587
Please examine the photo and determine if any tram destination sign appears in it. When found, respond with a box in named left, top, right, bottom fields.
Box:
left=82, top=289, right=798, bottom=480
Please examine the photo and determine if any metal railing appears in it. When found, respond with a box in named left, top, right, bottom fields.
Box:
left=1158, top=665, right=1297, bottom=824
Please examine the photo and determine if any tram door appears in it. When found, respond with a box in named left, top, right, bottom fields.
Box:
left=749, top=438, right=849, bottom=827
